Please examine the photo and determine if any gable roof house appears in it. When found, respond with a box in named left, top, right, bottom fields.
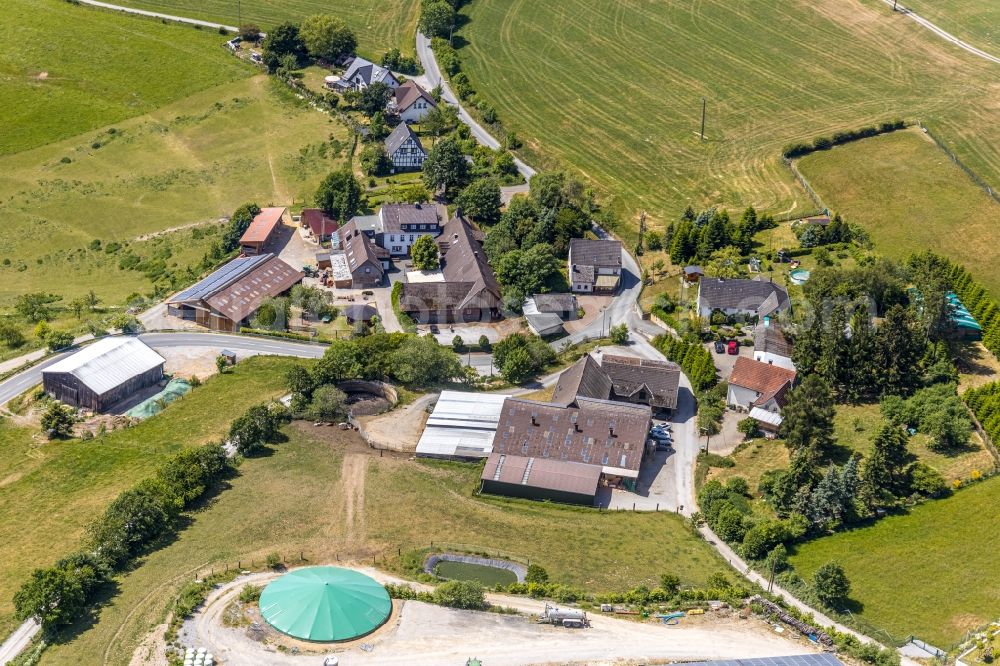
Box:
left=483, top=396, right=653, bottom=501
left=524, top=293, right=578, bottom=320
left=753, top=323, right=795, bottom=371
left=239, top=207, right=286, bottom=255
left=384, top=123, right=427, bottom=172
left=552, top=353, right=681, bottom=413
left=301, top=208, right=338, bottom=242
left=42, top=337, right=166, bottom=412
left=697, top=277, right=790, bottom=320
left=727, top=356, right=796, bottom=433
left=335, top=56, right=399, bottom=91
left=339, top=220, right=385, bottom=288
left=568, top=238, right=623, bottom=294
left=166, top=254, right=303, bottom=332
left=391, top=80, right=436, bottom=123
left=398, top=214, right=502, bottom=323
left=377, top=202, right=440, bottom=256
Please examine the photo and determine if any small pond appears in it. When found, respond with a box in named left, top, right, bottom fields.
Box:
left=434, top=560, right=519, bottom=586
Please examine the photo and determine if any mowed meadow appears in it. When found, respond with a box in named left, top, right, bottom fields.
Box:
left=108, top=0, right=422, bottom=56
left=789, top=477, right=1000, bottom=647
left=797, top=129, right=1000, bottom=296
left=458, top=0, right=1000, bottom=230
left=0, top=0, right=250, bottom=155
left=887, top=0, right=1000, bottom=53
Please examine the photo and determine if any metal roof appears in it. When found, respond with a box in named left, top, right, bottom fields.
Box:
left=259, top=566, right=391, bottom=642
left=526, top=313, right=565, bottom=337
left=44, top=337, right=164, bottom=396
left=204, top=256, right=303, bottom=322
left=672, top=654, right=844, bottom=666
left=749, top=406, right=783, bottom=427
left=170, top=254, right=272, bottom=303
left=416, top=390, right=509, bottom=458
left=240, top=207, right=285, bottom=245
left=483, top=452, right=601, bottom=497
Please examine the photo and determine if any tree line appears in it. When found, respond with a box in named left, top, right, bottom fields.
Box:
left=652, top=335, right=716, bottom=392
left=665, top=206, right=775, bottom=266
left=781, top=119, right=907, bottom=159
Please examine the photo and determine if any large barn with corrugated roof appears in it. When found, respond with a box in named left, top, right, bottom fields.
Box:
left=42, top=337, right=165, bottom=411
left=166, top=254, right=302, bottom=331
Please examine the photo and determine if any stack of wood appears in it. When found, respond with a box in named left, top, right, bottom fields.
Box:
left=748, top=595, right=834, bottom=646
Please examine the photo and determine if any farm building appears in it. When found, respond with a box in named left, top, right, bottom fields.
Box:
left=552, top=353, right=680, bottom=413
left=42, top=337, right=165, bottom=412
left=340, top=220, right=386, bottom=288
left=166, top=254, right=303, bottom=331
left=239, top=207, right=286, bottom=255
left=525, top=313, right=565, bottom=337
left=487, top=396, right=652, bottom=497
left=481, top=453, right=602, bottom=505
left=398, top=214, right=502, bottom=323
left=301, top=208, right=338, bottom=242
left=524, top=293, right=578, bottom=320
left=568, top=238, right=622, bottom=293
left=697, top=276, right=790, bottom=319
left=415, top=390, right=509, bottom=459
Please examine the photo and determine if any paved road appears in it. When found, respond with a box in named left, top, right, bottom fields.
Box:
left=75, top=0, right=238, bottom=31
left=0, top=333, right=326, bottom=408
left=878, top=0, right=1000, bottom=65
left=415, top=32, right=536, bottom=181
left=0, top=620, right=38, bottom=666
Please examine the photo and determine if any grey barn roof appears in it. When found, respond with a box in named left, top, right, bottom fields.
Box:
left=569, top=238, right=622, bottom=268
left=699, top=277, right=790, bottom=315
left=384, top=123, right=425, bottom=157
left=532, top=293, right=578, bottom=313
left=380, top=202, right=438, bottom=231
left=601, top=354, right=680, bottom=410
left=482, top=452, right=601, bottom=497
left=551, top=355, right=613, bottom=406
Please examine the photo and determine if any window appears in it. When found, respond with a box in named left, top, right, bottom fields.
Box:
left=409, top=235, right=415, bottom=242
left=602, top=453, right=609, bottom=465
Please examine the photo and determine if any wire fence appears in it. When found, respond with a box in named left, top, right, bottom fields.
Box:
left=921, top=122, right=1000, bottom=205
left=782, top=157, right=827, bottom=210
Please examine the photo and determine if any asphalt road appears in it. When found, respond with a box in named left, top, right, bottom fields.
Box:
left=0, top=333, right=326, bottom=408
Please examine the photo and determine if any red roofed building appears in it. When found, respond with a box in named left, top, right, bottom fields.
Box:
left=240, top=207, right=286, bottom=255
left=726, top=356, right=796, bottom=434
left=301, top=208, right=338, bottom=242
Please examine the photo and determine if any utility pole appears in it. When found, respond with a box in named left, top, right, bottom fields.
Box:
left=700, top=98, right=707, bottom=141
left=767, top=554, right=777, bottom=593
left=237, top=0, right=241, bottom=28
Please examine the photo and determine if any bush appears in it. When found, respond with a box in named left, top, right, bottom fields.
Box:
left=478, top=335, right=491, bottom=352
left=813, top=561, right=851, bottom=606
left=525, top=564, right=549, bottom=584
left=433, top=580, right=488, bottom=610
left=239, top=584, right=263, bottom=603
left=40, top=402, right=74, bottom=438
left=266, top=552, right=283, bottom=569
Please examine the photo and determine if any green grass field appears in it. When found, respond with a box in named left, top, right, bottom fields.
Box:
left=0, top=75, right=349, bottom=307
left=108, top=0, right=421, bottom=57
left=30, top=411, right=725, bottom=664
left=797, top=129, right=1000, bottom=296
left=0, top=0, right=251, bottom=156
left=891, top=0, right=1000, bottom=52
left=0, top=356, right=300, bottom=639
left=458, top=0, right=1000, bottom=235
left=789, top=476, right=1000, bottom=647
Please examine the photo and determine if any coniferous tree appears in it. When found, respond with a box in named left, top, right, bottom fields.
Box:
left=781, top=375, right=836, bottom=459
left=860, top=421, right=911, bottom=506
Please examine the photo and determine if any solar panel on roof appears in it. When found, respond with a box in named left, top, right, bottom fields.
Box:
left=171, top=254, right=273, bottom=302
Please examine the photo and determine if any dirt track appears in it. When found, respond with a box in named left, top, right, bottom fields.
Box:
left=172, top=567, right=817, bottom=666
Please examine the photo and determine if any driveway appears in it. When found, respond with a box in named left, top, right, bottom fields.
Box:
left=707, top=341, right=752, bottom=382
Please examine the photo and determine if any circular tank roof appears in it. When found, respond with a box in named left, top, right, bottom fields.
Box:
left=259, top=566, right=391, bottom=642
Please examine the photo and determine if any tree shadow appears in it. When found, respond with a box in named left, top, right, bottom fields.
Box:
left=953, top=341, right=996, bottom=379
left=51, top=578, right=122, bottom=644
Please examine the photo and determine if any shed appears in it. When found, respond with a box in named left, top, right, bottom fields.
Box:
left=316, top=251, right=332, bottom=269
left=240, top=207, right=286, bottom=255
left=525, top=313, right=565, bottom=338
left=42, top=337, right=165, bottom=412
left=416, top=390, right=509, bottom=459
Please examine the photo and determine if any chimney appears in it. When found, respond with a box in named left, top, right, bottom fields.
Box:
left=453, top=233, right=459, bottom=240
left=531, top=414, right=538, bottom=426
left=608, top=425, right=615, bottom=437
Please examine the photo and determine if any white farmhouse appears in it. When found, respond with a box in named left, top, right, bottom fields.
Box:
left=391, top=80, right=436, bottom=123
left=568, top=238, right=622, bottom=294
left=753, top=322, right=796, bottom=371
left=384, top=123, right=427, bottom=172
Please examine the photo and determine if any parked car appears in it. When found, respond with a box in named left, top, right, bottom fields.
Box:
left=714, top=340, right=726, bottom=354
left=727, top=340, right=739, bottom=355
left=650, top=430, right=672, bottom=443
left=429, top=324, right=440, bottom=333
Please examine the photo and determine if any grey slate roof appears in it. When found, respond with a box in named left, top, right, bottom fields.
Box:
left=532, top=293, right=578, bottom=313
left=754, top=324, right=793, bottom=358
left=569, top=238, right=622, bottom=268
left=380, top=202, right=438, bottom=231
left=384, top=123, right=426, bottom=158
left=525, top=313, right=565, bottom=337
left=551, top=355, right=613, bottom=407
left=601, top=354, right=681, bottom=410
left=698, top=277, right=790, bottom=315
left=439, top=214, right=501, bottom=310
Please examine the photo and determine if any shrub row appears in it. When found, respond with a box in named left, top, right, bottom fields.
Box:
left=239, top=327, right=332, bottom=344
left=963, top=381, right=1000, bottom=451
left=782, top=120, right=907, bottom=159
left=390, top=282, right=418, bottom=333
left=13, top=444, right=231, bottom=633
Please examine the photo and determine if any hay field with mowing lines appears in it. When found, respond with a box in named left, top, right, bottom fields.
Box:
left=789, top=476, right=1000, bottom=647
left=0, top=75, right=350, bottom=306
left=892, top=0, right=1000, bottom=53
left=109, top=0, right=421, bottom=57
left=796, top=129, right=1000, bottom=296
left=458, top=0, right=1000, bottom=233
left=1, top=0, right=250, bottom=156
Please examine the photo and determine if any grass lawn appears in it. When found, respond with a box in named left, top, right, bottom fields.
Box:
left=0, top=75, right=349, bottom=307
left=0, top=356, right=302, bottom=639
left=1, top=0, right=250, bottom=155
left=788, top=475, right=1000, bottom=647
left=36, top=423, right=726, bottom=664
left=107, top=0, right=421, bottom=57
left=458, top=0, right=1000, bottom=237
left=797, top=128, right=1000, bottom=296
left=709, top=439, right=790, bottom=495
left=833, top=403, right=996, bottom=484
left=887, top=0, right=1000, bottom=52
